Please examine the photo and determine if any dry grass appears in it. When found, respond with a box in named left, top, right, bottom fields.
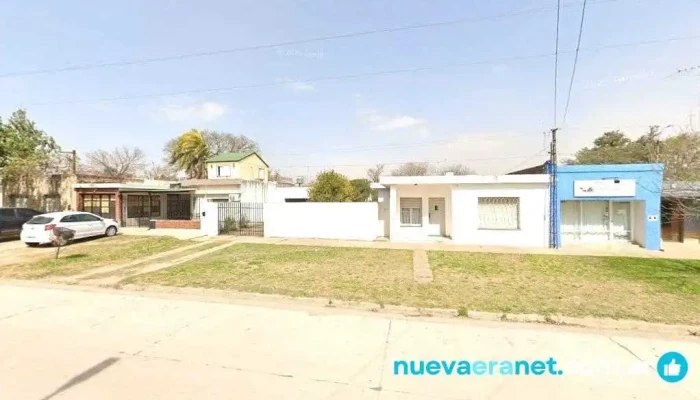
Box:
left=125, top=243, right=416, bottom=304
left=0, top=236, right=188, bottom=279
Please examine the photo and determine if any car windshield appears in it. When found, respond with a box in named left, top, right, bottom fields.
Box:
left=26, top=216, right=54, bottom=224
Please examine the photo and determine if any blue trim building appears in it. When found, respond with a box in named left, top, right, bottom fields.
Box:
left=548, top=163, right=664, bottom=250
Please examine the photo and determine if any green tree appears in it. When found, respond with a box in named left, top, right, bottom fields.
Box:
left=308, top=170, right=354, bottom=202
left=167, top=129, right=210, bottom=178
left=0, top=109, right=59, bottom=182
left=350, top=178, right=372, bottom=202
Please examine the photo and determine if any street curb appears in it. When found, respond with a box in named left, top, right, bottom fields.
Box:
left=117, top=283, right=699, bottom=337
left=1, top=279, right=697, bottom=337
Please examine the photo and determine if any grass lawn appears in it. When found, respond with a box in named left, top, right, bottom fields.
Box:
left=125, top=243, right=417, bottom=303
left=0, top=236, right=189, bottom=279
left=126, top=244, right=700, bottom=325
left=423, top=252, right=700, bottom=325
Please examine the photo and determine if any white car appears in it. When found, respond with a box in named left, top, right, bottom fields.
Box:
left=21, top=211, right=119, bottom=246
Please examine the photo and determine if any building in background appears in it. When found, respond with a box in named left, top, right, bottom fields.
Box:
left=661, top=181, right=700, bottom=243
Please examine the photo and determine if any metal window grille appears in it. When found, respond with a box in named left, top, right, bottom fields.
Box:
left=478, top=197, right=520, bottom=230
left=400, top=198, right=422, bottom=226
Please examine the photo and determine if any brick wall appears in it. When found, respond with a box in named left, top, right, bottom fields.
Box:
left=155, top=219, right=201, bottom=229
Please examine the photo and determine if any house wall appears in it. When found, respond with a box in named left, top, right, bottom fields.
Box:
left=451, top=183, right=549, bottom=248
left=206, top=154, right=269, bottom=181
left=267, top=186, right=310, bottom=203
left=389, top=184, right=452, bottom=241
left=554, top=164, right=663, bottom=250
left=2, top=174, right=77, bottom=212
left=264, top=202, right=379, bottom=241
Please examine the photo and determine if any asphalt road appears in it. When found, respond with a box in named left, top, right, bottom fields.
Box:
left=0, top=282, right=698, bottom=400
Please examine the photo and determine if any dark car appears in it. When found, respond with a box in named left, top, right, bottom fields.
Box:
left=0, top=208, right=44, bottom=239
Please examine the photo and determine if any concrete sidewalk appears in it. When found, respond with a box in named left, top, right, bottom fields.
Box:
left=0, top=282, right=697, bottom=399
left=119, top=227, right=207, bottom=240
left=218, top=236, right=700, bottom=260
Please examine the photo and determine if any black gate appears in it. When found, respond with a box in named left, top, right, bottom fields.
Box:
left=218, top=202, right=264, bottom=236
left=167, top=194, right=192, bottom=220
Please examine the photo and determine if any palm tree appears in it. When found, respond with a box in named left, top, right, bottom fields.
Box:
left=168, top=129, right=210, bottom=178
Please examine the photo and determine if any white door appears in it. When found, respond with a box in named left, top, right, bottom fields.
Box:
left=78, top=213, right=106, bottom=237
left=561, top=201, right=580, bottom=242
left=611, top=202, right=631, bottom=240
left=580, top=201, right=609, bottom=242
left=427, top=198, right=445, bottom=236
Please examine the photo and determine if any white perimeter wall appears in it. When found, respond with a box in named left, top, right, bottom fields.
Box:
left=264, top=202, right=379, bottom=241
left=451, top=183, right=549, bottom=248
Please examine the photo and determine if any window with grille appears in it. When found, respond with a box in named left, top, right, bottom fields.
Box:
left=400, top=198, right=422, bottom=226
left=126, top=195, right=161, bottom=218
left=478, top=197, right=520, bottom=230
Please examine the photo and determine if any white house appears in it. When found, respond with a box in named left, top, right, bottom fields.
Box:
left=378, top=174, right=550, bottom=247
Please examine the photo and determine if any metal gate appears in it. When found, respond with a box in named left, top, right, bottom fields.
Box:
left=218, top=202, right=264, bottom=236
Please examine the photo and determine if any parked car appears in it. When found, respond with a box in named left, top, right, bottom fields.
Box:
left=20, top=211, right=119, bottom=246
left=0, top=208, right=44, bottom=239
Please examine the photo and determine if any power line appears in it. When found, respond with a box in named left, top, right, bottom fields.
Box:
left=499, top=149, right=549, bottom=175
left=21, top=33, right=700, bottom=107
left=554, top=0, right=562, bottom=127
left=275, top=154, right=540, bottom=169
left=561, top=0, right=589, bottom=126
left=267, top=132, right=535, bottom=157
left=0, top=0, right=628, bottom=79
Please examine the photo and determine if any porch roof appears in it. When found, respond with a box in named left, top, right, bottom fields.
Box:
left=379, top=174, right=549, bottom=186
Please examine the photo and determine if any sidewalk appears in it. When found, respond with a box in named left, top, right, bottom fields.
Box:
left=217, top=236, right=700, bottom=260
left=0, top=282, right=697, bottom=399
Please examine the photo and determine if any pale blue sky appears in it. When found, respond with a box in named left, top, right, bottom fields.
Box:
left=1, top=0, right=699, bottom=178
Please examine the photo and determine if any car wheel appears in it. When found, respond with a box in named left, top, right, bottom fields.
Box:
left=25, top=243, right=39, bottom=247
left=105, top=226, right=117, bottom=237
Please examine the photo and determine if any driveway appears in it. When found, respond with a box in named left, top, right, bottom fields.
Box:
left=0, top=239, right=55, bottom=267
left=0, top=282, right=697, bottom=399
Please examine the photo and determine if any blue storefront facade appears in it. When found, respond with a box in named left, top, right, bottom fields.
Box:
left=549, top=163, right=664, bottom=250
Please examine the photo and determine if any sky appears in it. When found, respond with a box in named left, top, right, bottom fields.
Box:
left=1, top=0, right=699, bottom=180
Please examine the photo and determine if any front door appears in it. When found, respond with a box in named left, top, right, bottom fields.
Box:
left=428, top=198, right=445, bottom=236
left=611, top=201, right=631, bottom=240
left=580, top=201, right=609, bottom=242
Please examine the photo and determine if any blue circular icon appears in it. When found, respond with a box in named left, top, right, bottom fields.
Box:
left=657, top=351, right=688, bottom=383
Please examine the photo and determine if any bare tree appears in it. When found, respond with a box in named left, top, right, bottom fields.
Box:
left=143, top=162, right=177, bottom=180
left=435, top=163, right=474, bottom=176
left=83, top=146, right=147, bottom=180
left=202, top=131, right=259, bottom=154
left=366, top=164, right=385, bottom=182
left=268, top=169, right=291, bottom=184
left=391, top=162, right=429, bottom=176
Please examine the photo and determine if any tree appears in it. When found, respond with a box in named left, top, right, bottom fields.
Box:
left=202, top=131, right=259, bottom=154
left=567, top=130, right=642, bottom=165
left=0, top=109, right=59, bottom=182
left=350, top=179, right=372, bottom=202
left=308, top=170, right=354, bottom=202
left=366, top=164, right=385, bottom=182
left=143, top=162, right=177, bottom=180
left=83, top=146, right=147, bottom=180
left=269, top=169, right=290, bottom=184
left=167, top=129, right=209, bottom=178
left=391, top=162, right=429, bottom=176
left=435, top=163, right=474, bottom=175
left=165, top=129, right=260, bottom=178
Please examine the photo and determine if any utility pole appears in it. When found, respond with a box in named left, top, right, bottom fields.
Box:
left=549, top=127, right=559, bottom=249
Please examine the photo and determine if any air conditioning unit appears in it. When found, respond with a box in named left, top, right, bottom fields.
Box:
left=228, top=193, right=241, bottom=202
